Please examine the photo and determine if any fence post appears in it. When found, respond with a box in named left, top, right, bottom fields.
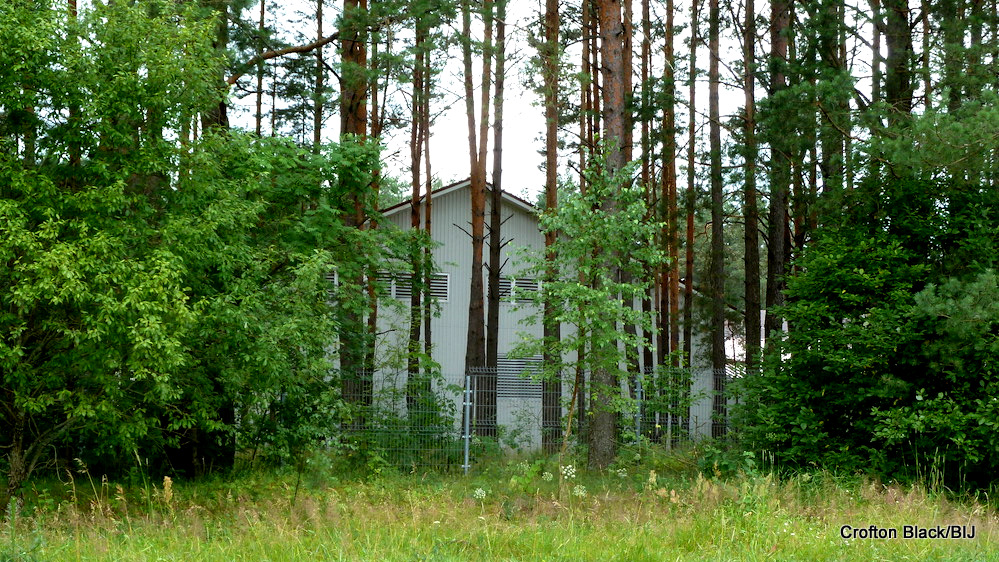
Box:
left=635, top=371, right=643, bottom=443
left=462, top=372, right=472, bottom=475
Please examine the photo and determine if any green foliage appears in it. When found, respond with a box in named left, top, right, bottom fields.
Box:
left=2, top=0, right=228, bottom=488
left=511, top=145, right=666, bottom=463
left=0, top=0, right=406, bottom=499
left=742, top=80, right=999, bottom=486
left=872, top=271, right=999, bottom=484
left=514, top=146, right=665, bottom=382
left=870, top=92, right=999, bottom=176
left=698, top=445, right=760, bottom=479
left=741, top=168, right=999, bottom=488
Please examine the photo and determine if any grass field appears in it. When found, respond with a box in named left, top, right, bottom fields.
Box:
left=3, top=451, right=997, bottom=561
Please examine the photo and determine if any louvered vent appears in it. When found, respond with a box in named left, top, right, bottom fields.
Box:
left=376, top=271, right=448, bottom=302
left=496, top=355, right=543, bottom=398
left=427, top=273, right=448, bottom=300
left=498, top=277, right=513, bottom=300
left=393, top=273, right=413, bottom=300
left=513, top=278, right=539, bottom=304
left=499, top=277, right=539, bottom=304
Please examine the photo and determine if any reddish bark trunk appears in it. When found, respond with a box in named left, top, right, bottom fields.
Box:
left=589, top=0, right=626, bottom=470
left=462, top=0, right=494, bottom=435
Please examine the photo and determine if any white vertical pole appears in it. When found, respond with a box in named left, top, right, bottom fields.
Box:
left=635, top=372, right=643, bottom=443
left=463, top=372, right=472, bottom=474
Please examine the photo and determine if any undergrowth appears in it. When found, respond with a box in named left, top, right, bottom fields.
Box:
left=2, top=445, right=997, bottom=561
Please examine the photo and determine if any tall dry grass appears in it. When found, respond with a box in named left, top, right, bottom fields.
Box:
left=3, top=454, right=997, bottom=561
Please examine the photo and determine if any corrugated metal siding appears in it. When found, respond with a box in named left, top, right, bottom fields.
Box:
left=378, top=185, right=551, bottom=378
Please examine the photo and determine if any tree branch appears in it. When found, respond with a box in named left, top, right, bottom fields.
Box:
left=227, top=32, right=343, bottom=85
left=227, top=17, right=395, bottom=86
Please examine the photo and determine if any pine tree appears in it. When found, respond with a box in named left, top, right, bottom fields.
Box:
left=764, top=0, right=792, bottom=344
left=707, top=0, right=727, bottom=437
left=462, top=0, right=495, bottom=434
left=742, top=0, right=761, bottom=376
left=541, top=0, right=562, bottom=453
left=589, top=0, right=627, bottom=470
left=486, top=0, right=507, bottom=372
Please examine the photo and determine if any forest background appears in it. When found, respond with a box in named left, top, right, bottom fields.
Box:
left=2, top=0, right=999, bottom=512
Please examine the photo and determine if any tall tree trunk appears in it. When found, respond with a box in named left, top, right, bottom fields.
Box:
left=884, top=0, right=914, bottom=121
left=664, top=0, right=680, bottom=369
left=708, top=0, right=727, bottom=438
left=869, top=0, right=884, bottom=180
left=940, top=0, right=964, bottom=114
left=64, top=0, right=81, bottom=167
left=422, top=34, right=434, bottom=359
left=590, top=0, right=626, bottom=470
left=255, top=0, right=266, bottom=136
left=408, top=23, right=426, bottom=385
left=640, top=0, right=661, bottom=369
left=462, top=0, right=494, bottom=435
left=365, top=27, right=386, bottom=372
left=620, top=0, right=640, bottom=403
left=575, top=0, right=596, bottom=444
left=203, top=0, right=230, bottom=130
left=817, top=0, right=846, bottom=194
left=683, top=0, right=699, bottom=366
left=486, top=0, right=507, bottom=370
left=743, top=0, right=761, bottom=376
left=341, top=0, right=368, bottom=141
left=967, top=0, right=985, bottom=101
left=581, top=0, right=593, bottom=192
left=314, top=0, right=324, bottom=151
left=542, top=0, right=562, bottom=453
left=992, top=0, right=998, bottom=93
left=623, top=0, right=634, bottom=163
left=765, top=0, right=792, bottom=344
left=660, top=0, right=682, bottom=444
left=872, top=0, right=883, bottom=105
left=339, top=0, right=369, bottom=408
left=590, top=1, right=602, bottom=165
left=920, top=0, right=931, bottom=110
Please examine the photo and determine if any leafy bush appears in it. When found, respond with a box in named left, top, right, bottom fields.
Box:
left=872, top=271, right=999, bottom=486
left=0, top=0, right=405, bottom=505
left=740, top=173, right=999, bottom=489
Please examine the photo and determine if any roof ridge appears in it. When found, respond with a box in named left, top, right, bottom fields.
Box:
left=378, top=177, right=536, bottom=215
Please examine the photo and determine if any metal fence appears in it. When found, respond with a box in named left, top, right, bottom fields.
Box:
left=340, top=370, right=467, bottom=471
left=340, top=366, right=738, bottom=473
